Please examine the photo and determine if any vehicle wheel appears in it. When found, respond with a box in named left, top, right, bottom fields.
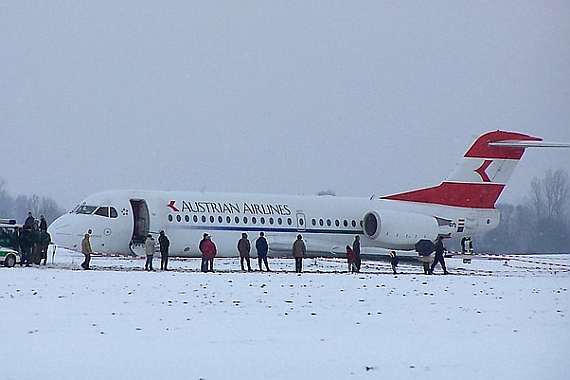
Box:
left=4, top=254, right=16, bottom=268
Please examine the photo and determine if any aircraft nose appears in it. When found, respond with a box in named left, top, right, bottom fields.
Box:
left=48, top=214, right=79, bottom=250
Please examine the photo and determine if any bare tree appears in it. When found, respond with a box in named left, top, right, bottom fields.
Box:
left=544, top=169, right=569, bottom=220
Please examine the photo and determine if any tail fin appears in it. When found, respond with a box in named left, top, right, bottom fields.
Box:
left=381, top=131, right=545, bottom=209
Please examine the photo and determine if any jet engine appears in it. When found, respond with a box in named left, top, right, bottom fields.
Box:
left=362, top=210, right=439, bottom=250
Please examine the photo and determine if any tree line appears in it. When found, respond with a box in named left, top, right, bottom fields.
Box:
left=479, top=169, right=570, bottom=254
left=0, top=178, right=66, bottom=226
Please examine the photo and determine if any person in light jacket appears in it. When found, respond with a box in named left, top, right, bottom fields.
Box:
left=144, top=233, right=155, bottom=271
left=81, top=233, right=93, bottom=270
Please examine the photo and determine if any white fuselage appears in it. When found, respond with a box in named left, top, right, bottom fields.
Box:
left=48, top=189, right=499, bottom=258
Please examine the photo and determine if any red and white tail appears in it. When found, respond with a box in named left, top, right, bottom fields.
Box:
left=380, top=130, right=565, bottom=209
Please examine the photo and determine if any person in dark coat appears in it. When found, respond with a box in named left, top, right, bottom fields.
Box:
left=11, top=227, right=21, bottom=253
left=23, top=211, right=35, bottom=230
left=199, top=233, right=217, bottom=272
left=38, top=230, right=51, bottom=265
left=255, top=232, right=270, bottom=271
left=20, top=227, right=32, bottom=266
left=292, top=234, right=306, bottom=273
left=31, top=221, right=41, bottom=265
left=430, top=236, right=448, bottom=275
left=390, top=250, right=399, bottom=275
left=352, top=235, right=361, bottom=272
left=39, top=214, right=48, bottom=232
left=158, top=230, right=170, bottom=271
left=237, top=233, right=252, bottom=271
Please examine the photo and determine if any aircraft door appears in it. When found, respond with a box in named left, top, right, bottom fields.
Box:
left=130, top=199, right=150, bottom=244
left=296, top=212, right=306, bottom=232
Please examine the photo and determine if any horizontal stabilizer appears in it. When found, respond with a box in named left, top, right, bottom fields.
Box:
left=489, top=140, right=570, bottom=148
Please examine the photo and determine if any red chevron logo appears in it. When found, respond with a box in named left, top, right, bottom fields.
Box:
left=474, top=160, right=492, bottom=182
left=167, top=200, right=179, bottom=212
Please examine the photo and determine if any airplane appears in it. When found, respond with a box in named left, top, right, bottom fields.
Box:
left=48, top=130, right=569, bottom=259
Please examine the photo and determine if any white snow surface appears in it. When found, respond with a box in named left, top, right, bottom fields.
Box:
left=1, top=248, right=569, bottom=380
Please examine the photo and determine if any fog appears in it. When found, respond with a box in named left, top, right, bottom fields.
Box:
left=2, top=1, right=569, bottom=211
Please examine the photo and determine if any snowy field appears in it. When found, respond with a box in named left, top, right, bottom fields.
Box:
left=1, top=248, right=569, bottom=380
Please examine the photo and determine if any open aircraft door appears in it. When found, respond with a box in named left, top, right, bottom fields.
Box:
left=129, top=199, right=150, bottom=255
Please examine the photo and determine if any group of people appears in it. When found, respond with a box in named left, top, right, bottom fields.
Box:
left=201, top=231, right=305, bottom=273
left=418, top=235, right=449, bottom=275
left=79, top=227, right=453, bottom=274
left=11, top=212, right=51, bottom=266
left=139, top=231, right=309, bottom=273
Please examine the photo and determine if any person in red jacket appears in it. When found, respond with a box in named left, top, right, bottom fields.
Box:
left=199, top=233, right=217, bottom=272
left=346, top=245, right=357, bottom=273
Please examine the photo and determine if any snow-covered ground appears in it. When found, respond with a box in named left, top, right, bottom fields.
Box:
left=1, top=248, right=568, bottom=380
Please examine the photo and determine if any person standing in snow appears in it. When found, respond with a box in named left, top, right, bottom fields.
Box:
left=39, top=214, right=48, bottom=232
left=144, top=233, right=155, bottom=271
left=346, top=245, right=357, bottom=273
left=255, top=232, right=270, bottom=271
left=390, top=250, right=399, bottom=275
left=430, top=236, right=448, bottom=275
left=199, top=233, right=217, bottom=272
left=159, top=230, right=170, bottom=271
left=352, top=235, right=361, bottom=272
left=237, top=233, right=252, bottom=271
left=81, top=232, right=93, bottom=270
left=23, top=211, right=35, bottom=230
left=292, top=234, right=306, bottom=273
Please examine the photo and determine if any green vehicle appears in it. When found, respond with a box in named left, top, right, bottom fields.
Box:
left=0, top=219, right=21, bottom=267
left=0, top=245, right=20, bottom=267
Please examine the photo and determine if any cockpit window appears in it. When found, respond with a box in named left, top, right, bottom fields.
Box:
left=110, top=207, right=118, bottom=218
left=75, top=205, right=97, bottom=215
left=94, top=207, right=110, bottom=217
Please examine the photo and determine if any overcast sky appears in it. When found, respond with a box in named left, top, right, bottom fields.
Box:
left=2, top=1, right=569, bottom=211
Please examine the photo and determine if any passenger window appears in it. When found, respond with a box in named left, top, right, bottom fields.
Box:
left=218, top=216, right=223, bottom=223
left=185, top=215, right=190, bottom=222
left=278, top=218, right=282, bottom=225
left=194, top=215, right=198, bottom=223
left=312, top=219, right=316, bottom=226
left=269, top=217, right=274, bottom=225
left=335, top=220, right=340, bottom=227
left=243, top=217, right=248, bottom=224
left=210, top=216, right=215, bottom=223
left=235, top=216, right=240, bottom=224
left=226, top=216, right=231, bottom=223
left=260, top=217, right=265, bottom=224
left=327, top=219, right=331, bottom=227
left=252, top=217, right=257, bottom=224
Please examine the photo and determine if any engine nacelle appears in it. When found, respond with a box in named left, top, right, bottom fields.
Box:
left=363, top=210, right=439, bottom=250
